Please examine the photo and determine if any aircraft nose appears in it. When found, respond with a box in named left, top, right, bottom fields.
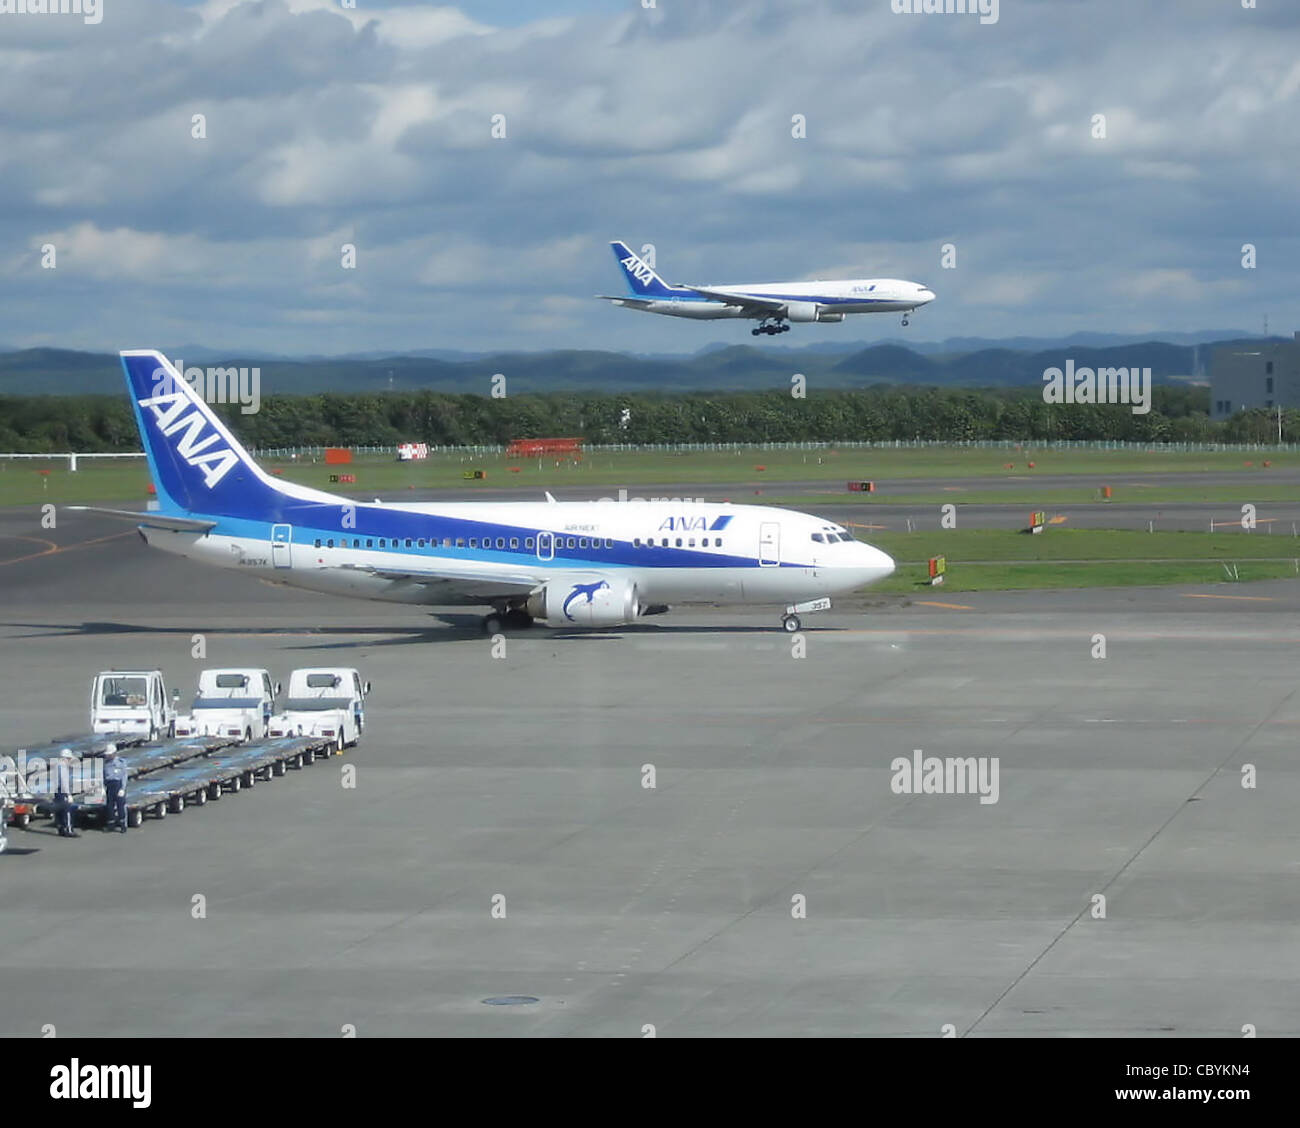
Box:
left=852, top=541, right=895, bottom=586
left=917, top=287, right=936, bottom=304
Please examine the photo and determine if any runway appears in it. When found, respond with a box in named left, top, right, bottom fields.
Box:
left=2, top=515, right=1299, bottom=1036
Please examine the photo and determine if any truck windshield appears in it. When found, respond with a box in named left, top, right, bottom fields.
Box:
left=192, top=697, right=262, bottom=709
left=99, top=677, right=148, bottom=708
left=284, top=697, right=353, bottom=711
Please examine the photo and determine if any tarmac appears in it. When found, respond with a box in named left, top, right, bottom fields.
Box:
left=1, top=512, right=1299, bottom=1036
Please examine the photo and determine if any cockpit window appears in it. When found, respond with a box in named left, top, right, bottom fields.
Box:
left=839, top=533, right=855, bottom=542
left=811, top=533, right=825, bottom=543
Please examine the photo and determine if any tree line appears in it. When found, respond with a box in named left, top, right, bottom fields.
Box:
left=1, top=383, right=1293, bottom=452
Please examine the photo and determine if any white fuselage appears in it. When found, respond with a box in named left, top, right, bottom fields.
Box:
left=616, top=278, right=936, bottom=320
left=139, top=499, right=895, bottom=608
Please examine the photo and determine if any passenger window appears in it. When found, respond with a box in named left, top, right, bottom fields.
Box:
left=353, top=539, right=361, bottom=548
left=327, top=539, right=335, bottom=548
left=509, top=538, right=519, bottom=549
left=525, top=537, right=535, bottom=549
left=418, top=538, right=426, bottom=548
left=579, top=538, right=588, bottom=549
left=496, top=538, right=505, bottom=549
left=688, top=538, right=695, bottom=547
left=633, top=538, right=640, bottom=547
left=661, top=538, right=668, bottom=547
left=469, top=538, right=477, bottom=548
left=443, top=538, right=451, bottom=548
left=366, top=539, right=373, bottom=548
left=379, top=539, right=387, bottom=548
left=675, top=538, right=682, bottom=547
left=567, top=537, right=576, bottom=548
left=605, top=538, right=613, bottom=548
left=314, top=539, right=321, bottom=548
left=405, top=539, right=413, bottom=548
left=456, top=538, right=465, bottom=548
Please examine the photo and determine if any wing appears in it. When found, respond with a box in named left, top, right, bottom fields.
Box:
left=336, top=561, right=620, bottom=606
left=680, top=285, right=786, bottom=311
left=65, top=506, right=218, bottom=533
left=596, top=295, right=660, bottom=309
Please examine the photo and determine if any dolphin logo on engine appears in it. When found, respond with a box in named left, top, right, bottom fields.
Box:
left=562, top=580, right=610, bottom=621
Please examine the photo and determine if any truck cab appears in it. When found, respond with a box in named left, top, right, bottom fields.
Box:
left=174, top=668, right=279, bottom=743
left=268, top=668, right=369, bottom=752
left=90, top=669, right=176, bottom=742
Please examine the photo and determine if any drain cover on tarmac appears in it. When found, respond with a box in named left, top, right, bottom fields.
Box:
left=481, top=995, right=540, bottom=1006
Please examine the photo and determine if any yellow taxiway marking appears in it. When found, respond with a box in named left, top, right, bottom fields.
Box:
left=1048, top=515, right=1068, bottom=524
left=0, top=530, right=133, bottom=568
left=915, top=600, right=974, bottom=610
left=1209, top=517, right=1277, bottom=529
left=1182, top=593, right=1274, bottom=602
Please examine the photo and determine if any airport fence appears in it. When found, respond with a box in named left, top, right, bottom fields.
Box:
left=249, top=439, right=1300, bottom=459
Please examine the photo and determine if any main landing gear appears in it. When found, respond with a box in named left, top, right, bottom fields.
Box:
left=481, top=604, right=534, bottom=634
left=751, top=318, right=790, bottom=336
left=901, top=313, right=910, bottom=327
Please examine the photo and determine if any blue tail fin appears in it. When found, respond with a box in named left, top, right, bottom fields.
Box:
left=609, top=240, right=682, bottom=298
left=121, top=350, right=287, bottom=518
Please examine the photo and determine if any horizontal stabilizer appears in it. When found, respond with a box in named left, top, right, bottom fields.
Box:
left=65, top=506, right=217, bottom=533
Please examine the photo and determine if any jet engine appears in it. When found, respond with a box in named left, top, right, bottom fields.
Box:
left=784, top=301, right=820, bottom=323
left=526, top=577, right=642, bottom=627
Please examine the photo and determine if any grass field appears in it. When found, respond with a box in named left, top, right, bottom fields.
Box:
left=864, top=528, right=1300, bottom=593
left=1, top=445, right=1296, bottom=508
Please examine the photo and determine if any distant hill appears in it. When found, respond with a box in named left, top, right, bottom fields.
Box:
left=0, top=334, right=1274, bottom=397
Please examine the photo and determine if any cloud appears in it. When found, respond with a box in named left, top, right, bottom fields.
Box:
left=0, top=0, right=1297, bottom=353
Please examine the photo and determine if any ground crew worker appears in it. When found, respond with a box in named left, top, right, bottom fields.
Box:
left=102, top=744, right=128, bottom=833
left=54, top=749, right=78, bottom=838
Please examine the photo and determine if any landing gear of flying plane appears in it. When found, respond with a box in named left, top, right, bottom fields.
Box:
left=782, top=597, right=832, bottom=632
left=751, top=319, right=790, bottom=336
left=901, top=314, right=910, bottom=327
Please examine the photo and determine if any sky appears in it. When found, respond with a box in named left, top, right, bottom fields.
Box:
left=0, top=0, right=1297, bottom=356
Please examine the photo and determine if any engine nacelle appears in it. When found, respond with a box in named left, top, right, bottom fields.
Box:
left=526, top=577, right=641, bottom=628
left=784, top=300, right=820, bottom=323
left=816, top=311, right=844, bottom=322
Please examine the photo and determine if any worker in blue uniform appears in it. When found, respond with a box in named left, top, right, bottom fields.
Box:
left=102, top=744, right=128, bottom=833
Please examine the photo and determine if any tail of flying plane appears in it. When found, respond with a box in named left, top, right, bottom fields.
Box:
left=609, top=240, right=685, bottom=299
left=119, top=349, right=332, bottom=519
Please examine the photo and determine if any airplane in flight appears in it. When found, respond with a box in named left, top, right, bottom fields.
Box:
left=599, top=240, right=936, bottom=335
left=72, top=350, right=896, bottom=634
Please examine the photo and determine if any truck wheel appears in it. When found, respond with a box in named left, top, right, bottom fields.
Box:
left=153, top=803, right=166, bottom=820
left=242, top=770, right=255, bottom=788
left=169, top=795, right=185, bottom=814
left=228, top=776, right=241, bottom=793
left=193, top=788, right=208, bottom=806
left=208, top=783, right=222, bottom=801
left=128, top=809, right=143, bottom=828
left=273, top=760, right=286, bottom=777
left=15, top=812, right=30, bottom=829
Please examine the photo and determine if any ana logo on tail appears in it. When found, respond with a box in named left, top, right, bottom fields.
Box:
left=620, top=255, right=657, bottom=287
left=562, top=580, right=610, bottom=620
left=138, top=383, right=239, bottom=489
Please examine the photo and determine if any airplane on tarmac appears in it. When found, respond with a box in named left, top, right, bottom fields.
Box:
left=599, top=240, right=936, bottom=335
left=71, top=350, right=896, bottom=634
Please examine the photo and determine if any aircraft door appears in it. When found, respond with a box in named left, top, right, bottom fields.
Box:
left=759, top=522, right=780, bottom=567
left=271, top=524, right=293, bottom=569
left=536, top=531, right=555, bottom=561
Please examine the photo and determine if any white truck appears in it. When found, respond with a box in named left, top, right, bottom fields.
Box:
left=268, top=668, right=369, bottom=753
left=174, top=668, right=280, bottom=743
left=91, top=670, right=176, bottom=742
